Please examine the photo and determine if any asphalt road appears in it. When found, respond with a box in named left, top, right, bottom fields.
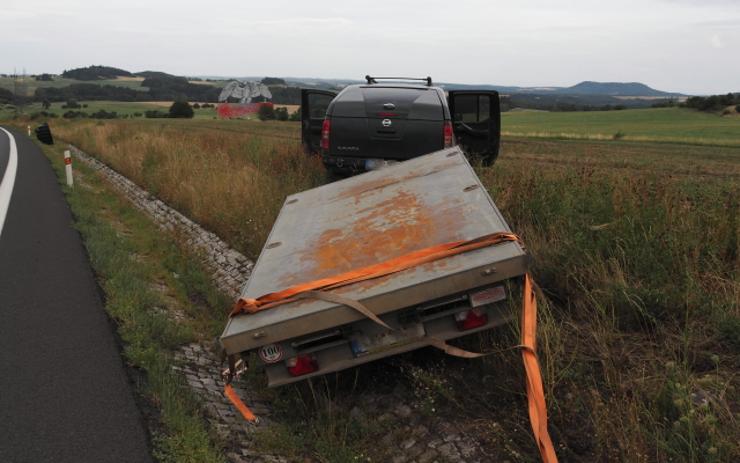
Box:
left=0, top=127, right=152, bottom=463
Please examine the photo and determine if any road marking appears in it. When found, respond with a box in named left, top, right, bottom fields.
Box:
left=0, top=127, right=19, bottom=239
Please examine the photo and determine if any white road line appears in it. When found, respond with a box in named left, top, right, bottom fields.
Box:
left=0, top=127, right=19, bottom=239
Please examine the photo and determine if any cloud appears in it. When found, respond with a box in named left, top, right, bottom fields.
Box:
left=711, top=33, right=724, bottom=48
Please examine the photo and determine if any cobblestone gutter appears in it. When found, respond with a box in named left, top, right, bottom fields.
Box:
left=70, top=145, right=488, bottom=462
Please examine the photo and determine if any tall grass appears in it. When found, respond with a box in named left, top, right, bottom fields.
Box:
left=53, top=120, right=324, bottom=258
left=52, top=119, right=739, bottom=461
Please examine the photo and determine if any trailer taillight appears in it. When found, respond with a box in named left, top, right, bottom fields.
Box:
left=286, top=354, right=318, bottom=377
left=454, top=308, right=488, bottom=330
left=320, top=119, right=331, bottom=151
left=443, top=121, right=453, bottom=147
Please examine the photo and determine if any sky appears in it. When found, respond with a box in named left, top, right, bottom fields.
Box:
left=1, top=0, right=739, bottom=95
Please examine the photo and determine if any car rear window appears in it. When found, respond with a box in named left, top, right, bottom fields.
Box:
left=331, top=86, right=443, bottom=120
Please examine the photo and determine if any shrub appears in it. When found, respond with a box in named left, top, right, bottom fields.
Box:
left=145, top=110, right=169, bottom=118
left=192, top=103, right=201, bottom=109
left=169, top=100, right=194, bottom=118
left=275, top=107, right=289, bottom=121
left=258, top=104, right=275, bottom=121
left=90, top=110, right=118, bottom=119
left=289, top=107, right=301, bottom=121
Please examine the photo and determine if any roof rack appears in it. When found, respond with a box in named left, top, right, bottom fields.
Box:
left=365, top=75, right=433, bottom=87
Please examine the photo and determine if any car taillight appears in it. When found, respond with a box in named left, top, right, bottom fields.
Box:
left=320, top=119, right=331, bottom=151
left=443, top=121, right=453, bottom=148
left=454, top=308, right=488, bottom=330
left=286, top=354, right=318, bottom=377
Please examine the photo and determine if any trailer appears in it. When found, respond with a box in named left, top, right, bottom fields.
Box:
left=220, top=146, right=528, bottom=387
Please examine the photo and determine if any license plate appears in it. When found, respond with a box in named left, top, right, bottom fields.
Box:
left=470, top=285, right=506, bottom=307
left=350, top=324, right=425, bottom=357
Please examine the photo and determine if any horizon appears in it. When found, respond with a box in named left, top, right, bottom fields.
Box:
left=2, top=67, right=725, bottom=97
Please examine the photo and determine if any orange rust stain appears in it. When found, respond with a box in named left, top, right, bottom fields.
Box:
left=279, top=187, right=466, bottom=286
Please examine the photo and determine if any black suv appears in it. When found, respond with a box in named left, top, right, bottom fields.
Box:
left=301, top=76, right=501, bottom=173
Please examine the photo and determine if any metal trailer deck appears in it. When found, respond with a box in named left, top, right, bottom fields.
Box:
left=220, top=146, right=528, bottom=385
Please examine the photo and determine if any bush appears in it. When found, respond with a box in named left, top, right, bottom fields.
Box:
left=289, top=107, right=301, bottom=121
left=63, top=110, right=88, bottom=118
left=90, top=110, right=118, bottom=119
left=257, top=104, right=275, bottom=121
left=192, top=103, right=201, bottom=109
left=133, top=112, right=143, bottom=118
left=145, top=110, right=169, bottom=118
left=169, top=100, right=194, bottom=118
left=275, top=107, right=289, bottom=121
left=736, top=104, right=740, bottom=113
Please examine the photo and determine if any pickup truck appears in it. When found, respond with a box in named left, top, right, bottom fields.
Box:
left=301, top=76, right=501, bottom=174
left=220, top=146, right=527, bottom=387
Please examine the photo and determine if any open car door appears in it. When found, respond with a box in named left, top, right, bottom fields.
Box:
left=301, top=89, right=337, bottom=154
left=447, top=91, right=501, bottom=165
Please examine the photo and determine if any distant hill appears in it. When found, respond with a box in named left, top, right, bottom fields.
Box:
left=134, top=71, right=177, bottom=80
left=555, top=81, right=680, bottom=97
left=62, top=65, right=133, bottom=81
left=439, top=80, right=683, bottom=97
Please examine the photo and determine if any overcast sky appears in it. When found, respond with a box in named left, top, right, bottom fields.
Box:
left=1, top=0, right=739, bottom=94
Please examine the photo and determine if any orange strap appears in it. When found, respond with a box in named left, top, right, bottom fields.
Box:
left=230, top=231, right=521, bottom=317
left=224, top=384, right=257, bottom=422
left=522, top=273, right=558, bottom=463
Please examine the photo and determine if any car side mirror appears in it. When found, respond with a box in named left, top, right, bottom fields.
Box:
left=35, top=123, right=54, bottom=145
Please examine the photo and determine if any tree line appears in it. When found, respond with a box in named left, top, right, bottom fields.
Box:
left=682, top=93, right=740, bottom=112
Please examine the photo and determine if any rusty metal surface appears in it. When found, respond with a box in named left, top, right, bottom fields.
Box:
left=221, top=147, right=527, bottom=353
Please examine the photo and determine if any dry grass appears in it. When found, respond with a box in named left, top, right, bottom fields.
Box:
left=52, top=119, right=324, bottom=258
left=49, top=118, right=740, bottom=461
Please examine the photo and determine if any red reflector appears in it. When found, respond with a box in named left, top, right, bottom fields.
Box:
left=443, top=121, right=453, bottom=147
left=320, top=119, right=331, bottom=151
left=286, top=355, right=318, bottom=376
left=455, top=308, right=488, bottom=330
left=377, top=112, right=399, bottom=117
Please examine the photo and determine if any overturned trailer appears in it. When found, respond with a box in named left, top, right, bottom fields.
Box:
left=220, top=146, right=528, bottom=387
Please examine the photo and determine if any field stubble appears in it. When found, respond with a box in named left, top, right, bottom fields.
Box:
left=51, top=119, right=739, bottom=462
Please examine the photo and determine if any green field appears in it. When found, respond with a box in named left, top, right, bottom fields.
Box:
left=503, top=107, right=740, bottom=145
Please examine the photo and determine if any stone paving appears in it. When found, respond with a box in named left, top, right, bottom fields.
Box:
left=71, top=145, right=490, bottom=462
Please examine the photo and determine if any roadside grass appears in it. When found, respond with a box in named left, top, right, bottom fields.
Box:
left=38, top=118, right=740, bottom=461
left=502, top=107, right=740, bottom=146
left=40, top=141, right=229, bottom=463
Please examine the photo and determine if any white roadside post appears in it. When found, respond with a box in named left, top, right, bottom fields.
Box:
left=64, top=150, right=74, bottom=187
left=27, top=125, right=31, bottom=136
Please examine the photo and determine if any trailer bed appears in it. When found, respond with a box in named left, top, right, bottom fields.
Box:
left=221, top=147, right=527, bottom=357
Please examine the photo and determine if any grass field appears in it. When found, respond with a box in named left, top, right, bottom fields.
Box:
left=39, top=116, right=739, bottom=462
left=0, top=100, right=219, bottom=119
left=503, top=107, right=740, bottom=146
